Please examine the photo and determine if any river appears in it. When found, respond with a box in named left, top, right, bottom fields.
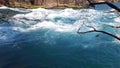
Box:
left=0, top=3, right=120, bottom=68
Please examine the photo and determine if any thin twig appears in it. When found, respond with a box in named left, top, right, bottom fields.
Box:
left=77, top=24, right=120, bottom=40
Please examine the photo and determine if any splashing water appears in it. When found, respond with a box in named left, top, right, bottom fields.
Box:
left=1, top=7, right=119, bottom=42
left=0, top=4, right=120, bottom=68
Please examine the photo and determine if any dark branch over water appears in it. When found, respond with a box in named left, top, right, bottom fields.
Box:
left=77, top=24, right=120, bottom=41
left=87, top=0, right=120, bottom=12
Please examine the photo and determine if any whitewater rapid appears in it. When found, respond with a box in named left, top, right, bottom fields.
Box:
left=0, top=6, right=120, bottom=43
left=10, top=8, right=104, bottom=32
left=1, top=5, right=120, bottom=68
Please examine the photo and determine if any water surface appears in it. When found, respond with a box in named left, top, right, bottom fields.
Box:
left=0, top=3, right=120, bottom=68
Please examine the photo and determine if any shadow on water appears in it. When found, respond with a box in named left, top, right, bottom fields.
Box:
left=0, top=30, right=120, bottom=68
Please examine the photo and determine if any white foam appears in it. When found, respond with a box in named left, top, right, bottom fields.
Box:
left=0, top=6, right=8, bottom=9
left=11, top=8, right=103, bottom=33
left=0, top=6, right=31, bottom=13
left=27, top=21, right=76, bottom=32
left=115, top=17, right=120, bottom=22
left=1, top=7, right=119, bottom=41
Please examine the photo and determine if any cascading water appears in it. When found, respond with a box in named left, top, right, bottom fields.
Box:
left=0, top=4, right=120, bottom=68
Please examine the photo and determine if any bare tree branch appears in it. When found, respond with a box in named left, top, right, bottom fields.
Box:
left=77, top=24, right=120, bottom=40
left=103, top=24, right=120, bottom=28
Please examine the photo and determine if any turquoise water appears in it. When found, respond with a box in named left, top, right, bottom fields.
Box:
left=0, top=3, right=120, bottom=68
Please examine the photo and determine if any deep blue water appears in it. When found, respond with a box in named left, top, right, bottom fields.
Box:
left=0, top=3, right=120, bottom=68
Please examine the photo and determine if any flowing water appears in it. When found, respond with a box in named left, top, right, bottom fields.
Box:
left=0, top=3, right=120, bottom=68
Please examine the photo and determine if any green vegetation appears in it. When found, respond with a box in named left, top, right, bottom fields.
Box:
left=66, top=4, right=82, bottom=8
left=11, top=3, right=45, bottom=9
left=21, top=5, right=45, bottom=9
left=52, top=4, right=82, bottom=9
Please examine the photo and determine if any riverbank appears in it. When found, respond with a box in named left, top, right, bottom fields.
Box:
left=1, top=2, right=120, bottom=9
left=0, top=3, right=84, bottom=9
left=0, top=0, right=119, bottom=9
